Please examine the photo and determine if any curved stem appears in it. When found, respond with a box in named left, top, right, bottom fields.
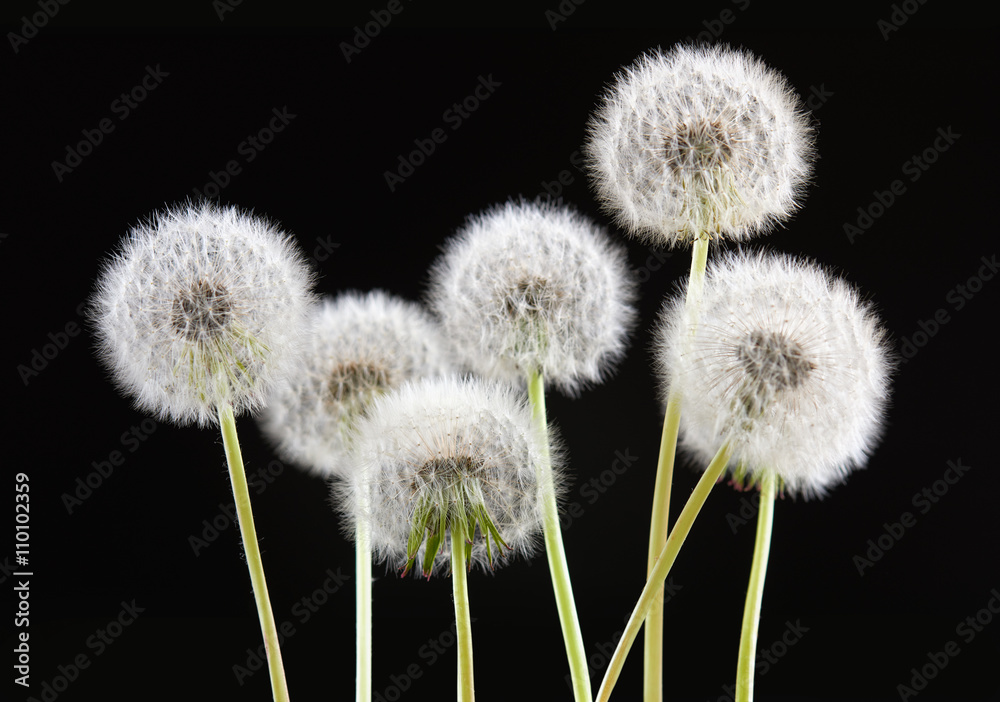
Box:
left=643, top=234, right=710, bottom=702
left=218, top=403, right=289, bottom=702
left=597, top=442, right=732, bottom=702
left=642, top=396, right=680, bottom=702
left=528, top=369, right=592, bottom=702
left=451, top=520, right=475, bottom=702
left=735, top=472, right=777, bottom=702
left=356, top=522, right=372, bottom=702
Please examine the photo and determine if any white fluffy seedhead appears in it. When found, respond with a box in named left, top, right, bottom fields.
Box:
left=260, top=291, right=455, bottom=477
left=655, top=251, right=892, bottom=498
left=585, top=44, right=814, bottom=246
left=90, top=202, right=315, bottom=427
left=338, top=376, right=553, bottom=577
left=427, top=199, right=638, bottom=395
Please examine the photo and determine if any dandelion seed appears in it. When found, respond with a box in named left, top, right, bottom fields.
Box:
left=427, top=198, right=637, bottom=396
left=90, top=201, right=315, bottom=427
left=584, top=44, right=815, bottom=246
left=337, top=375, right=552, bottom=576
left=655, top=250, right=893, bottom=497
left=260, top=290, right=454, bottom=477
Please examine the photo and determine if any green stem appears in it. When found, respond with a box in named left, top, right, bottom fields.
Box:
left=356, top=523, right=372, bottom=702
left=643, top=234, right=710, bottom=702
left=528, top=369, right=592, bottom=702
left=218, top=403, right=289, bottom=702
left=642, top=396, right=680, bottom=702
left=597, top=441, right=732, bottom=702
left=451, top=519, right=475, bottom=702
left=735, top=472, right=777, bottom=702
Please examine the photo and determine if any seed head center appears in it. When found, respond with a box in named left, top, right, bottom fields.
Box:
left=504, top=276, right=562, bottom=317
left=171, top=279, right=233, bottom=341
left=328, top=361, right=391, bottom=405
left=416, top=454, right=480, bottom=486
left=736, top=329, right=814, bottom=392
left=665, top=120, right=733, bottom=175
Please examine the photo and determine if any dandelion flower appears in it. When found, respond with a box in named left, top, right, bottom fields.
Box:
left=89, top=201, right=314, bottom=702
left=655, top=251, right=893, bottom=498
left=260, top=291, right=455, bottom=477
left=584, top=44, right=814, bottom=246
left=91, top=202, right=315, bottom=427
left=339, top=375, right=551, bottom=577
left=427, top=199, right=637, bottom=396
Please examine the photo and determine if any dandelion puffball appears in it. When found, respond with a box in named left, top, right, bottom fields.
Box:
left=584, top=44, right=814, bottom=246
left=90, top=202, right=315, bottom=427
left=655, top=251, right=892, bottom=498
left=260, top=291, right=455, bottom=477
left=427, top=199, right=637, bottom=395
left=339, top=376, right=552, bottom=577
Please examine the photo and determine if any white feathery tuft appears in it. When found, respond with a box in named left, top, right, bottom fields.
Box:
left=427, top=199, right=638, bottom=396
left=260, top=290, right=456, bottom=477
left=584, top=44, right=814, bottom=246
left=337, top=375, right=555, bottom=576
left=90, top=202, right=316, bottom=427
left=655, top=251, right=893, bottom=498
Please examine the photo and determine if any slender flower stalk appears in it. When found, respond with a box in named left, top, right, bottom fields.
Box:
left=529, top=369, right=591, bottom=702
left=355, top=520, right=372, bottom=702
left=597, top=442, right=733, bottom=702
left=451, top=517, right=475, bottom=702
left=643, top=235, right=708, bottom=700
left=735, top=471, right=777, bottom=702
left=220, top=403, right=289, bottom=702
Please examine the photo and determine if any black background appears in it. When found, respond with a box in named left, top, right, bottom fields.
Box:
left=4, top=3, right=998, bottom=702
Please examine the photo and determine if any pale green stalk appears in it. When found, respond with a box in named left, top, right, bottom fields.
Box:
left=643, top=235, right=710, bottom=702
left=218, top=402, right=289, bottom=702
left=735, top=471, right=777, bottom=702
left=356, top=522, right=372, bottom=702
left=528, top=369, right=592, bottom=702
left=598, top=441, right=732, bottom=702
left=451, top=519, right=475, bottom=702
